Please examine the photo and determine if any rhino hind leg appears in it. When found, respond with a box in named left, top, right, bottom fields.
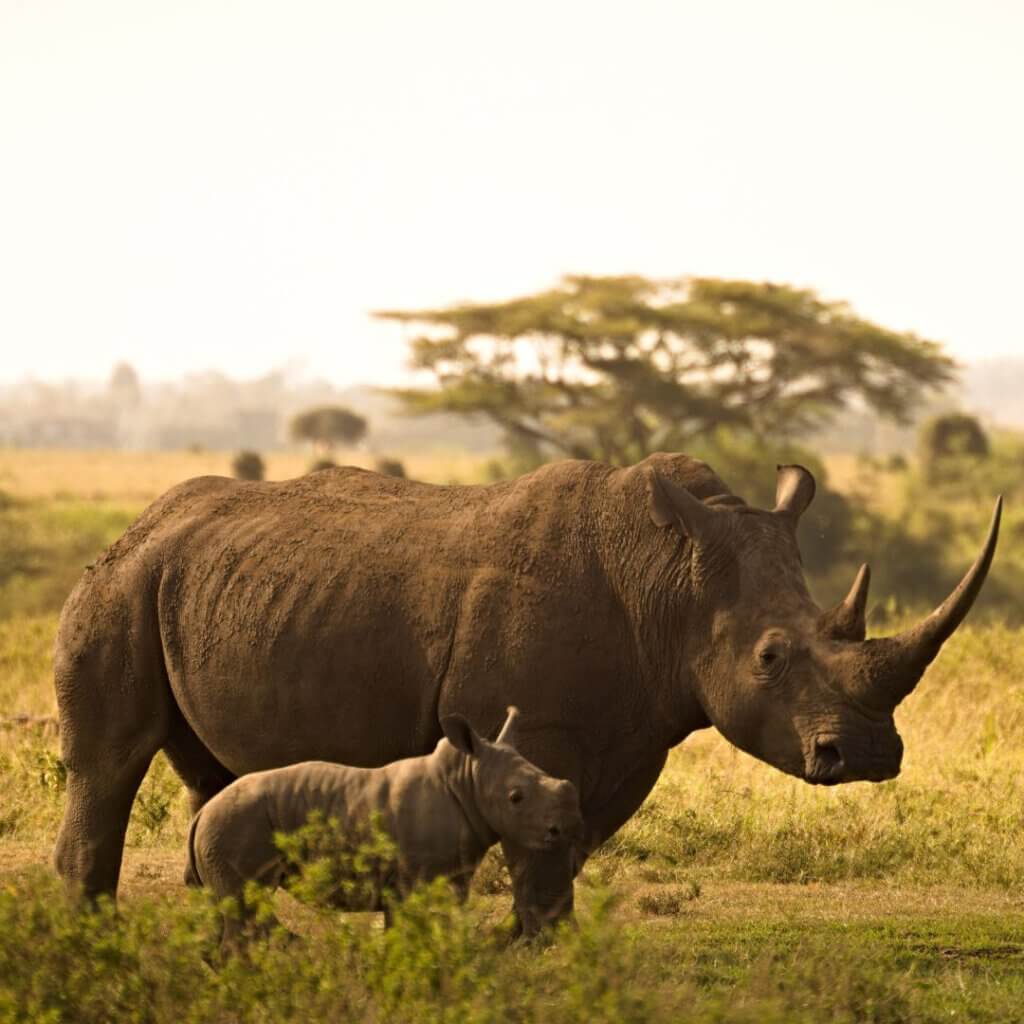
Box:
left=55, top=753, right=159, bottom=899
left=53, top=592, right=172, bottom=901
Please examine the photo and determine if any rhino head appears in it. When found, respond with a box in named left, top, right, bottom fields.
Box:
left=441, top=707, right=584, bottom=849
left=647, top=464, right=1002, bottom=785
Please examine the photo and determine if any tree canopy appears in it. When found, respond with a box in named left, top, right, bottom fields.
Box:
left=377, top=275, right=956, bottom=465
left=290, top=406, right=368, bottom=452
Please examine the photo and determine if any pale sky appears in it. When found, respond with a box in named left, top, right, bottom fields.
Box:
left=1, top=0, right=1022, bottom=387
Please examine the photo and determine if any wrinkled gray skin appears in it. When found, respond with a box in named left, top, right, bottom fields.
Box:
left=185, top=707, right=582, bottom=948
left=52, top=453, right=1001, bottom=934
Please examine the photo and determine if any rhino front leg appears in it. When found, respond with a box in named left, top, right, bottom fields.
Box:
left=501, top=839, right=576, bottom=937
left=500, top=749, right=668, bottom=936
left=576, top=750, right=668, bottom=869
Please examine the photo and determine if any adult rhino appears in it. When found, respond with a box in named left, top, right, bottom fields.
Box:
left=53, top=454, right=1001, bottom=933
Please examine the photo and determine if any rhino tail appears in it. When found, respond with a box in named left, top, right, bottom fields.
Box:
left=183, top=812, right=202, bottom=887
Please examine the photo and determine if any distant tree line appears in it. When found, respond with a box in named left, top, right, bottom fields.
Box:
left=377, top=274, right=955, bottom=467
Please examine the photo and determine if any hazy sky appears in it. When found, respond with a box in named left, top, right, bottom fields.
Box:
left=1, top=0, right=1021, bottom=387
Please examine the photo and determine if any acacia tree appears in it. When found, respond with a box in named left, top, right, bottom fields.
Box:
left=290, top=406, right=368, bottom=455
left=376, top=275, right=955, bottom=465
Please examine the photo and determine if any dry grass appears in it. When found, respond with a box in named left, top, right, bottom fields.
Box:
left=0, top=447, right=494, bottom=501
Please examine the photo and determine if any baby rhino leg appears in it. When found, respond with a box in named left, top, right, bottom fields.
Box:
left=191, top=811, right=286, bottom=954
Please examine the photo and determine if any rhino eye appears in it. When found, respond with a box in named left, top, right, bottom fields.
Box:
left=755, top=636, right=789, bottom=678
left=509, top=788, right=524, bottom=805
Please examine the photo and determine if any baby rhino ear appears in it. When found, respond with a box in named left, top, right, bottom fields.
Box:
left=441, top=714, right=481, bottom=756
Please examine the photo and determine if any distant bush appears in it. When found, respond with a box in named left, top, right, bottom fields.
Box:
left=290, top=406, right=367, bottom=454
left=307, top=458, right=337, bottom=473
left=920, top=413, right=990, bottom=479
left=231, top=450, right=265, bottom=481
left=373, top=457, right=406, bottom=478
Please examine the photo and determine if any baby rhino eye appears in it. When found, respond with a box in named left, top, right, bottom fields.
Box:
left=509, top=788, right=524, bottom=804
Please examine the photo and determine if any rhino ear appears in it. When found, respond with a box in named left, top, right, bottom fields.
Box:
left=441, top=714, right=481, bottom=757
left=773, top=464, right=816, bottom=522
left=646, top=468, right=720, bottom=543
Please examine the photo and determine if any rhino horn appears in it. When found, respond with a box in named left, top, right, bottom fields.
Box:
left=495, top=705, right=520, bottom=746
left=773, top=464, right=816, bottom=522
left=862, top=497, right=1002, bottom=708
left=819, top=563, right=871, bottom=642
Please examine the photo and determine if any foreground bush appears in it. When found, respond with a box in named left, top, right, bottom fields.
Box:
left=0, top=870, right=651, bottom=1024
left=2, top=868, right=1023, bottom=1023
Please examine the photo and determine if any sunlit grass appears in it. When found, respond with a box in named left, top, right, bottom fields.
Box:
left=597, top=624, right=1024, bottom=889
left=0, top=447, right=495, bottom=502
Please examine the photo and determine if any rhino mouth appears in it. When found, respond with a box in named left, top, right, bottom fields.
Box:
left=803, top=735, right=902, bottom=785
left=805, top=737, right=844, bottom=785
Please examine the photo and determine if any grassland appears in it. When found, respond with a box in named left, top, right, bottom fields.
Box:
left=0, top=448, right=1022, bottom=1022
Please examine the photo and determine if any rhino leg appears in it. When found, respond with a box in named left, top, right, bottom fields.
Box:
left=576, top=750, right=668, bottom=869
left=193, top=819, right=288, bottom=954
left=162, top=711, right=236, bottom=815
left=501, top=840, right=575, bottom=937
left=500, top=750, right=668, bottom=935
left=53, top=590, right=171, bottom=901
left=55, top=751, right=160, bottom=899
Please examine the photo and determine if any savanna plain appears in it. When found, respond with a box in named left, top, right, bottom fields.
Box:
left=1, top=447, right=1023, bottom=1023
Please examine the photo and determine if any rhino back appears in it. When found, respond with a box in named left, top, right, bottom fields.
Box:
left=59, top=455, right=732, bottom=786
left=75, top=464, right=622, bottom=776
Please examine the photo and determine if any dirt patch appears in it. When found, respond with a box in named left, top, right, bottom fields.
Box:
left=0, top=843, right=185, bottom=901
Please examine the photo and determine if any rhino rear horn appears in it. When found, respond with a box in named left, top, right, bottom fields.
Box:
left=773, top=464, right=816, bottom=522
left=819, top=564, right=871, bottom=642
left=863, top=496, right=1002, bottom=708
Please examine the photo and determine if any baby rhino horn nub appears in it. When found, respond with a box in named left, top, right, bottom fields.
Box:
left=862, top=496, right=1003, bottom=709
left=495, top=706, right=519, bottom=746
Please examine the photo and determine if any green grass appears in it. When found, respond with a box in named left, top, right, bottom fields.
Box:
left=0, top=498, right=139, bottom=620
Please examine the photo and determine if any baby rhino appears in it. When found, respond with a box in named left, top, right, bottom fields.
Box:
left=185, top=707, right=583, bottom=945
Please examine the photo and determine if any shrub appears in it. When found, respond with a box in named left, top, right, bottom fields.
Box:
left=231, top=451, right=265, bottom=481
left=920, top=413, right=990, bottom=463
left=290, top=407, right=367, bottom=454
left=373, top=457, right=406, bottom=478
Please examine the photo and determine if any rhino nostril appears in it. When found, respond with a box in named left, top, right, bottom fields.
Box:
left=546, top=825, right=561, bottom=839
left=815, top=739, right=843, bottom=773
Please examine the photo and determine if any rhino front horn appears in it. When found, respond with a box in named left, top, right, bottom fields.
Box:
left=864, top=496, right=1002, bottom=708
